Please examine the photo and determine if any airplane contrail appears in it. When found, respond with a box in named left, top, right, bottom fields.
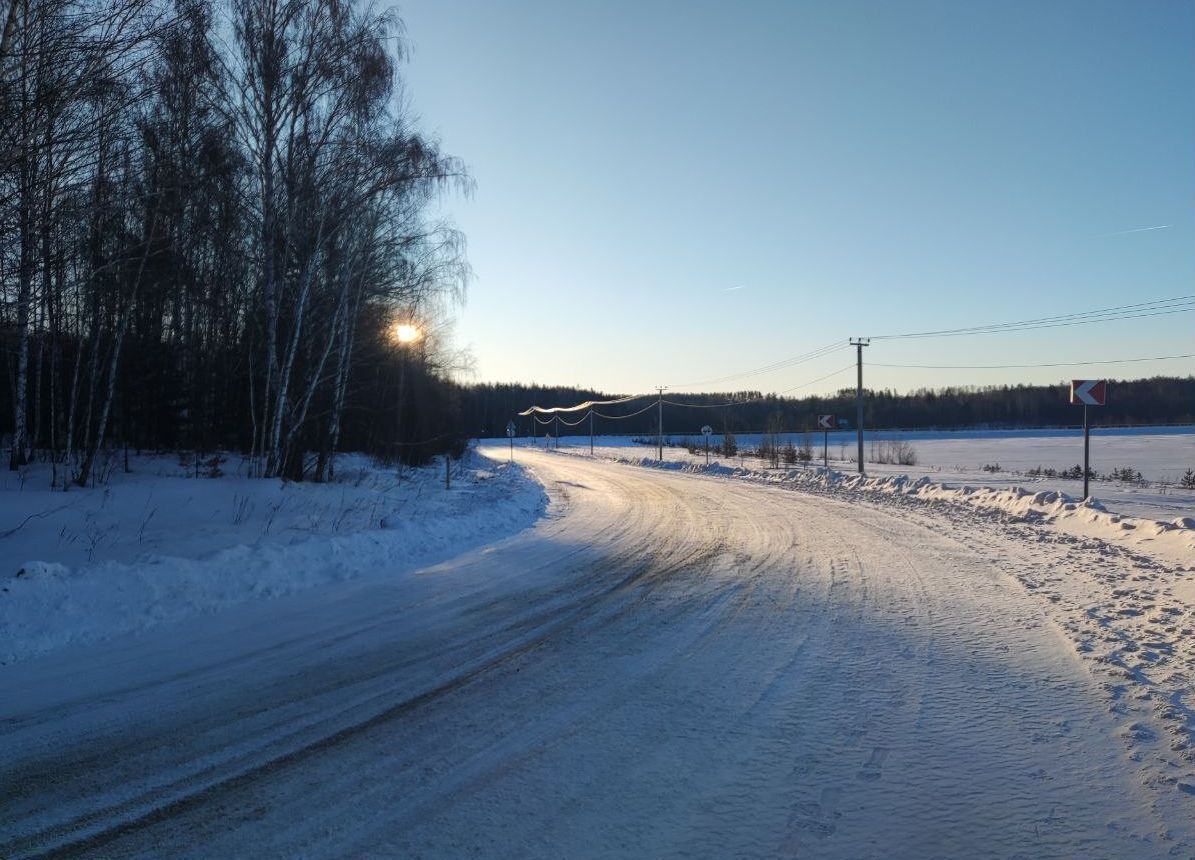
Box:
left=1104, top=225, right=1170, bottom=236
left=722, top=285, right=746, bottom=292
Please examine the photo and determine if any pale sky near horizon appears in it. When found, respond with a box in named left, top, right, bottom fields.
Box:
left=398, top=0, right=1194, bottom=396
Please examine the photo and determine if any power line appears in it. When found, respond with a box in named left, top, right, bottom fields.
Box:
left=660, top=364, right=856, bottom=409
left=556, top=411, right=591, bottom=427
left=871, top=295, right=1195, bottom=340
left=668, top=340, right=849, bottom=389
left=874, top=295, right=1193, bottom=338
left=778, top=363, right=856, bottom=394
left=514, top=296, right=1193, bottom=421
left=518, top=393, right=650, bottom=416
left=871, top=352, right=1195, bottom=370
left=663, top=296, right=1192, bottom=393
left=592, top=400, right=659, bottom=420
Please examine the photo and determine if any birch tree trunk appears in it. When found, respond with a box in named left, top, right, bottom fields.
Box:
left=75, top=205, right=159, bottom=487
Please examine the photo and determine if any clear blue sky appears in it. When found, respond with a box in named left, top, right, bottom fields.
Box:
left=398, top=0, right=1194, bottom=396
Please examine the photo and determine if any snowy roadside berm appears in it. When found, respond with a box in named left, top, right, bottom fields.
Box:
left=0, top=451, right=548, bottom=664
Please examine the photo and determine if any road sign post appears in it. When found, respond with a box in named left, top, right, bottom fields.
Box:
left=1070, top=380, right=1106, bottom=499
left=506, top=420, right=516, bottom=463
left=1084, top=404, right=1089, bottom=497
left=817, top=415, right=835, bottom=469
left=701, top=425, right=713, bottom=465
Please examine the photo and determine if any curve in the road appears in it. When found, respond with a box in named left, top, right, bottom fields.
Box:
left=0, top=448, right=1185, bottom=858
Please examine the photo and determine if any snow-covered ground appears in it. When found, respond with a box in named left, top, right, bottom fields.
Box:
left=0, top=450, right=546, bottom=663
left=527, top=427, right=1195, bottom=522
left=546, top=444, right=1195, bottom=573
left=4, top=446, right=1193, bottom=857
left=603, top=425, right=1194, bottom=482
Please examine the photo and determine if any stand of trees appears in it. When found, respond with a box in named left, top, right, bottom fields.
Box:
left=1, top=0, right=469, bottom=485
left=460, top=376, right=1195, bottom=439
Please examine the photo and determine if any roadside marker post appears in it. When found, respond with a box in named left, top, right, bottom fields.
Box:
left=506, top=420, right=516, bottom=463
left=1070, top=380, right=1106, bottom=499
left=817, top=414, right=835, bottom=468
left=701, top=424, right=713, bottom=465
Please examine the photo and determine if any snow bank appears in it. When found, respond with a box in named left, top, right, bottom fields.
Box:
left=0, top=451, right=547, bottom=663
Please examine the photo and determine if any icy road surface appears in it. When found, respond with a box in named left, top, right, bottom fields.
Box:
left=2, top=447, right=1192, bottom=858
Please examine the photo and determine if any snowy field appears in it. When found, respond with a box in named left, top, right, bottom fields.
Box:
left=519, top=427, right=1195, bottom=522
left=0, top=451, right=546, bottom=663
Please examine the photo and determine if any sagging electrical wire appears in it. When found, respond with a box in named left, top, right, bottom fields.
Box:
left=870, top=352, right=1195, bottom=370
left=870, top=296, right=1194, bottom=341
left=556, top=412, right=591, bottom=427
left=518, top=393, right=650, bottom=416
left=593, top=400, right=659, bottom=420
left=668, top=340, right=849, bottom=389
left=660, top=364, right=856, bottom=409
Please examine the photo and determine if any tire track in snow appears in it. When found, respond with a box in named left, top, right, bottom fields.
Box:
left=0, top=457, right=730, bottom=858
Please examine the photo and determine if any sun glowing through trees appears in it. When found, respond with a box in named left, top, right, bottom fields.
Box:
left=393, top=323, right=421, bottom=344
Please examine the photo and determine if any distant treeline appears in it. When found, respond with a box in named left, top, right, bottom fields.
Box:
left=458, top=376, right=1195, bottom=439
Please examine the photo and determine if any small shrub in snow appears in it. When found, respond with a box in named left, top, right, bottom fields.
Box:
left=203, top=455, right=226, bottom=479
left=868, top=439, right=918, bottom=466
left=756, top=440, right=779, bottom=469
left=797, top=433, right=814, bottom=463
left=721, top=432, right=738, bottom=457
left=1181, top=469, right=1195, bottom=490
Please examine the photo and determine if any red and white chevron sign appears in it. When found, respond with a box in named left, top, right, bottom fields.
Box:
left=817, top=414, right=835, bottom=430
left=1070, top=379, right=1106, bottom=406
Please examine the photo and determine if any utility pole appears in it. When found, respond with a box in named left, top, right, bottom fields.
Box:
left=590, top=410, right=594, bottom=456
left=850, top=339, right=870, bottom=474
left=655, top=387, right=667, bottom=460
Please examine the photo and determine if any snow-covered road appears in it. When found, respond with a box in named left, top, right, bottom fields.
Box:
left=2, top=447, right=1192, bottom=858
